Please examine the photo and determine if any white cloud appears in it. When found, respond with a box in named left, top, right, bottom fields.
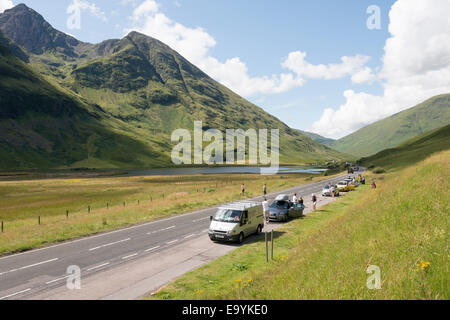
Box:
left=311, top=0, right=450, bottom=139
left=126, top=0, right=370, bottom=97
left=0, top=0, right=13, bottom=14
left=68, top=0, right=107, bottom=22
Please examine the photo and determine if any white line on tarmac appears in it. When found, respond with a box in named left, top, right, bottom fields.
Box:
left=145, top=246, right=160, bottom=252
left=193, top=217, right=210, bottom=222
left=87, top=262, right=110, bottom=271
left=46, top=275, right=70, bottom=284
left=0, top=288, right=31, bottom=300
left=122, top=253, right=138, bottom=260
left=167, top=240, right=179, bottom=245
left=89, top=238, right=130, bottom=251
left=0, top=258, right=58, bottom=276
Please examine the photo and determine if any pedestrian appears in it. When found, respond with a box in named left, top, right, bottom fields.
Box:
left=299, top=197, right=304, bottom=205
left=293, top=193, right=298, bottom=204
left=241, top=184, right=245, bottom=197
left=263, top=184, right=267, bottom=196
left=331, top=185, right=335, bottom=198
left=312, top=194, right=317, bottom=211
left=362, top=177, right=366, bottom=185
left=371, top=181, right=377, bottom=189
left=262, top=197, right=269, bottom=224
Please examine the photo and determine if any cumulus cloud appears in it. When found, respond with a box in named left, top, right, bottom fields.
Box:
left=311, top=0, right=450, bottom=138
left=126, top=0, right=371, bottom=97
left=0, top=0, right=13, bottom=14
left=67, top=0, right=107, bottom=22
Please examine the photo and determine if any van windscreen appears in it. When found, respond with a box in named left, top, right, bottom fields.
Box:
left=213, top=209, right=242, bottom=223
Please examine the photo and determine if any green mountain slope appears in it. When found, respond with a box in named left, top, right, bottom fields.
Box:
left=0, top=4, right=345, bottom=170
left=0, top=32, right=171, bottom=170
left=359, top=124, right=450, bottom=170
left=300, top=130, right=335, bottom=146
left=330, top=94, right=450, bottom=157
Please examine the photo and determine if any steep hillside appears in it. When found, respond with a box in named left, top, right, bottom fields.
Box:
left=359, top=124, right=450, bottom=171
left=330, top=94, right=450, bottom=157
left=0, top=4, right=345, bottom=169
left=0, top=32, right=171, bottom=170
left=300, top=130, right=335, bottom=146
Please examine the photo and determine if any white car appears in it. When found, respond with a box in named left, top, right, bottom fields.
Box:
left=322, top=184, right=339, bottom=197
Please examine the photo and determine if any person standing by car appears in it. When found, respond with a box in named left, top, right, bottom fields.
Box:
left=371, top=181, right=377, bottom=189
left=312, top=194, right=317, bottom=211
left=299, top=196, right=304, bottom=205
left=263, top=184, right=267, bottom=196
left=331, top=185, right=335, bottom=198
left=262, top=198, right=269, bottom=224
left=293, top=193, right=298, bottom=204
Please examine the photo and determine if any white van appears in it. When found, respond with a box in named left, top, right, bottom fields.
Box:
left=208, top=201, right=264, bottom=243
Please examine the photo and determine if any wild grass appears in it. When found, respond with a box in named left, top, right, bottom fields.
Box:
left=0, top=172, right=339, bottom=255
left=152, top=151, right=449, bottom=300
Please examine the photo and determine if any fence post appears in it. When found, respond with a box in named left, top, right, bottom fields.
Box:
left=265, top=232, right=268, bottom=263
left=38, top=216, right=41, bottom=225
left=107, top=203, right=109, bottom=209
left=271, top=230, right=274, bottom=260
left=1, top=221, right=3, bottom=233
left=88, top=206, right=91, bottom=214
left=66, top=210, right=69, bottom=219
left=123, top=202, right=125, bottom=207
left=138, top=200, right=140, bottom=205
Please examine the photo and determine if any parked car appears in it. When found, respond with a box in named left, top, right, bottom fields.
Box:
left=322, top=184, right=339, bottom=197
left=269, top=194, right=305, bottom=222
left=336, top=181, right=355, bottom=192
left=208, top=201, right=264, bottom=243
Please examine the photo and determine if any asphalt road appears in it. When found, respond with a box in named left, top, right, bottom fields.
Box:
left=0, top=172, right=358, bottom=300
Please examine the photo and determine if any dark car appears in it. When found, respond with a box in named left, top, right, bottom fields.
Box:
left=269, top=195, right=305, bottom=222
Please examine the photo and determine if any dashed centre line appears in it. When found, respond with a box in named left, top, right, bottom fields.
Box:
left=89, top=238, right=130, bottom=251
left=0, top=288, right=31, bottom=300
left=0, top=258, right=58, bottom=276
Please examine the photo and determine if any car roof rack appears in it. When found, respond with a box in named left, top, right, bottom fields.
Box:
left=218, top=201, right=261, bottom=211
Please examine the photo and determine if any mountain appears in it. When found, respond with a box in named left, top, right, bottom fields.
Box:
left=330, top=94, right=450, bottom=157
left=299, top=130, right=335, bottom=146
left=0, top=4, right=344, bottom=170
left=0, top=31, right=172, bottom=170
left=359, top=124, right=450, bottom=170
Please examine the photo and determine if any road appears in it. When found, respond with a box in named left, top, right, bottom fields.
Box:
left=0, top=172, right=358, bottom=300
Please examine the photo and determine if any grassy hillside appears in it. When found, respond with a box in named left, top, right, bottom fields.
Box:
left=300, top=130, right=335, bottom=146
left=0, top=35, right=171, bottom=170
left=360, top=124, right=450, bottom=171
left=330, top=94, right=450, bottom=157
left=153, top=150, right=449, bottom=300
left=0, top=4, right=345, bottom=169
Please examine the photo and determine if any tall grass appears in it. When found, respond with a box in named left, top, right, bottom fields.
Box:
left=153, top=151, right=449, bottom=300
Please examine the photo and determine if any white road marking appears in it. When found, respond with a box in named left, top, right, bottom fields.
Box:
left=184, top=234, right=196, bottom=239
left=0, top=258, right=58, bottom=276
left=146, top=225, right=176, bottom=235
left=145, top=246, right=160, bottom=252
left=46, top=275, right=70, bottom=284
left=167, top=239, right=179, bottom=245
left=193, top=217, right=210, bottom=222
left=122, top=253, right=138, bottom=260
left=0, top=288, right=31, bottom=300
left=87, top=262, right=110, bottom=271
left=89, top=238, right=130, bottom=251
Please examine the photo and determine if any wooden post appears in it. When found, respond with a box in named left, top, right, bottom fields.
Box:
left=38, top=216, right=41, bottom=225
left=1, top=221, right=3, bottom=233
left=88, top=206, right=91, bottom=214
left=265, top=232, right=268, bottom=263
left=138, top=200, right=140, bottom=205
left=66, top=210, right=69, bottom=219
left=123, top=202, right=126, bottom=207
left=107, top=203, right=109, bottom=209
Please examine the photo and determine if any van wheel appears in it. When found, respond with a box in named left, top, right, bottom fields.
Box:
left=238, top=232, right=244, bottom=244
left=256, top=225, right=262, bottom=235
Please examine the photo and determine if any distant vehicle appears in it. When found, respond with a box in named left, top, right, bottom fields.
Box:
left=336, top=181, right=355, bottom=192
left=353, top=166, right=360, bottom=172
left=322, top=185, right=339, bottom=197
left=348, top=167, right=354, bottom=174
left=208, top=201, right=264, bottom=243
left=269, top=194, right=305, bottom=222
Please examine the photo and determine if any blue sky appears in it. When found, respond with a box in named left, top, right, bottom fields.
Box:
left=3, top=0, right=449, bottom=139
